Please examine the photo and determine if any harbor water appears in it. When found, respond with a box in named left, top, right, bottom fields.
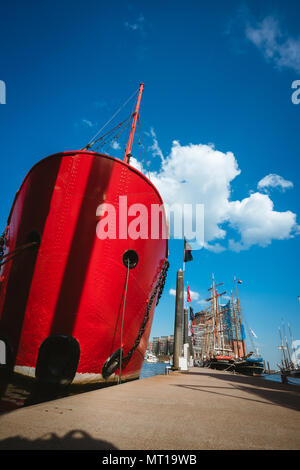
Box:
left=263, top=373, right=300, bottom=386
left=140, top=362, right=168, bottom=379
left=140, top=363, right=300, bottom=386
left=1, top=365, right=299, bottom=414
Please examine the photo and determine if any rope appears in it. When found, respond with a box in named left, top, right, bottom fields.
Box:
left=118, top=259, right=130, bottom=385
left=82, top=115, right=131, bottom=151
left=0, top=227, right=9, bottom=260
left=137, top=116, right=150, bottom=179
left=243, top=317, right=257, bottom=353
left=121, top=259, right=169, bottom=370
left=100, top=117, right=132, bottom=155
left=83, top=87, right=139, bottom=149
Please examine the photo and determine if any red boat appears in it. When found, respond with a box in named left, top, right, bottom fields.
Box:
left=0, top=84, right=169, bottom=387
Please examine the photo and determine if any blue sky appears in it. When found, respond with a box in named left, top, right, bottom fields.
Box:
left=0, top=0, right=299, bottom=368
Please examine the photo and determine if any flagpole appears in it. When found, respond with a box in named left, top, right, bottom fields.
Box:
left=183, top=259, right=186, bottom=310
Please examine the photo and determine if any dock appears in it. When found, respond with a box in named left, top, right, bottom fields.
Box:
left=0, top=368, right=299, bottom=450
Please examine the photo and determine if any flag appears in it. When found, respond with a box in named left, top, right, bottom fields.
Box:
left=187, top=283, right=191, bottom=302
left=249, top=328, right=258, bottom=339
left=237, top=279, right=242, bottom=284
left=184, top=238, right=193, bottom=262
left=190, top=320, right=193, bottom=335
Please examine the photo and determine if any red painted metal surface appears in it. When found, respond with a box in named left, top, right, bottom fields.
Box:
left=124, top=83, right=144, bottom=163
left=214, top=356, right=234, bottom=360
left=0, top=150, right=168, bottom=384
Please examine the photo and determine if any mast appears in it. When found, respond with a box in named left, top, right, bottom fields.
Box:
left=234, top=277, right=246, bottom=357
left=278, top=326, right=288, bottom=368
left=208, top=275, right=216, bottom=356
left=231, top=289, right=239, bottom=357
left=288, top=323, right=297, bottom=367
left=124, top=83, right=144, bottom=164
left=281, top=318, right=292, bottom=365
left=217, top=290, right=227, bottom=353
left=207, top=276, right=224, bottom=356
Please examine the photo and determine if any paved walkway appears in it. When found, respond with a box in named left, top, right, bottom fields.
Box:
left=0, top=368, right=299, bottom=450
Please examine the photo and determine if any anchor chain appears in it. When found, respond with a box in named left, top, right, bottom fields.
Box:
left=0, top=226, right=9, bottom=263
left=121, top=258, right=169, bottom=369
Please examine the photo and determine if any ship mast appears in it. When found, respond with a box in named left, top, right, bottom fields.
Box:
left=231, top=289, right=239, bottom=357
left=124, top=83, right=144, bottom=164
left=234, top=277, right=246, bottom=357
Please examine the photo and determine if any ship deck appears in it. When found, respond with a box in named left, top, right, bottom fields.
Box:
left=0, top=367, right=299, bottom=450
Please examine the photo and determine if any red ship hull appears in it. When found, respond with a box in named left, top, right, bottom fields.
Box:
left=0, top=150, right=168, bottom=386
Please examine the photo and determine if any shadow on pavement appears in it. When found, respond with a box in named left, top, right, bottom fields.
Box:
left=0, top=429, right=118, bottom=450
left=176, top=370, right=300, bottom=412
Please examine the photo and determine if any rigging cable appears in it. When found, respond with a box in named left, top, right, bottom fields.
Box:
left=137, top=116, right=151, bottom=179
left=82, top=87, right=139, bottom=150
left=118, top=258, right=130, bottom=385
left=101, top=117, right=132, bottom=155
left=83, top=115, right=131, bottom=151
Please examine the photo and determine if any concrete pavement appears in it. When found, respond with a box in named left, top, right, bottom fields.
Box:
left=0, top=368, right=299, bottom=450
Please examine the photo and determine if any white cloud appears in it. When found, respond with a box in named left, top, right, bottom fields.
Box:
left=246, top=16, right=300, bottom=73
left=169, top=288, right=200, bottom=302
left=111, top=141, right=121, bottom=150
left=82, top=119, right=95, bottom=128
left=227, top=192, right=298, bottom=250
left=197, top=299, right=210, bottom=308
left=185, top=289, right=199, bottom=302
left=148, top=140, right=241, bottom=245
left=131, top=132, right=299, bottom=252
left=257, top=174, right=293, bottom=192
left=149, top=128, right=164, bottom=162
left=130, top=156, right=144, bottom=173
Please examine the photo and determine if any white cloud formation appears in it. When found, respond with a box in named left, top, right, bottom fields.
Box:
left=257, top=174, right=293, bottom=192
left=227, top=192, right=298, bottom=250
left=148, top=141, right=241, bottom=247
left=111, top=141, right=121, bottom=150
left=82, top=119, right=95, bottom=128
left=246, top=16, right=300, bottom=73
left=131, top=134, right=299, bottom=252
left=149, top=128, right=164, bottom=162
left=185, top=289, right=199, bottom=302
left=197, top=299, right=210, bottom=308
left=130, top=156, right=144, bottom=173
left=169, top=288, right=200, bottom=302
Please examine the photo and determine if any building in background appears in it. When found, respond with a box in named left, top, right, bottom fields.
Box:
left=148, top=335, right=174, bottom=356
left=190, top=310, right=206, bottom=359
left=190, top=300, right=247, bottom=360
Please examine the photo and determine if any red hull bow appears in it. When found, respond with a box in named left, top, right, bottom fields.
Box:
left=0, top=150, right=168, bottom=385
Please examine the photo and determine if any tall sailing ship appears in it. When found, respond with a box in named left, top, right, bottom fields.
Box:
left=191, top=276, right=264, bottom=376
left=0, top=83, right=169, bottom=388
left=277, top=320, right=300, bottom=379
